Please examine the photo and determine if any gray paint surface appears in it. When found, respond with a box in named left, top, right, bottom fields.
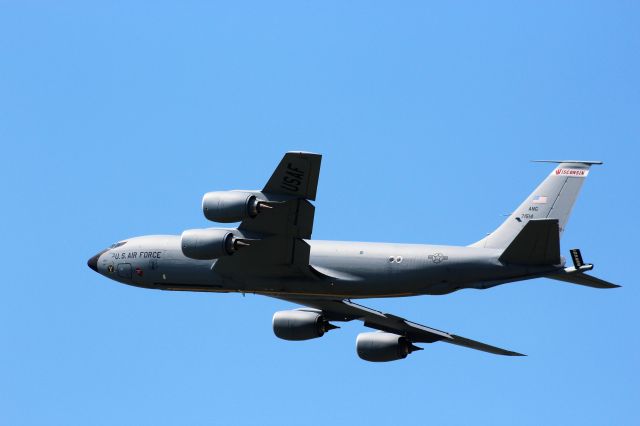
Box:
left=87, top=152, right=618, bottom=359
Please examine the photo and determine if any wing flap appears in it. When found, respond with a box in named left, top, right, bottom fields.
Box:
left=239, top=198, right=315, bottom=239
left=214, top=237, right=311, bottom=278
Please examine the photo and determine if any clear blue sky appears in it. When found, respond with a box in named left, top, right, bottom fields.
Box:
left=1, top=2, right=638, bottom=425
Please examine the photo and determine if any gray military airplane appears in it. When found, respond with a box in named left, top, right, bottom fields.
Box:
left=88, top=152, right=618, bottom=362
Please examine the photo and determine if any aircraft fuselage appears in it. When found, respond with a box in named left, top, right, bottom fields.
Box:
left=90, top=235, right=562, bottom=298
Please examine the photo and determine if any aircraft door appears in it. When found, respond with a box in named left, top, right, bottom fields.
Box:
left=117, top=263, right=132, bottom=279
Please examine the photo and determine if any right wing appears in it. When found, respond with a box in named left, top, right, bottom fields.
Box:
left=277, top=297, right=525, bottom=356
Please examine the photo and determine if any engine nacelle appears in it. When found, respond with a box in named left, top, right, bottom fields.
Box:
left=272, top=310, right=337, bottom=341
left=356, top=332, right=422, bottom=362
left=180, top=228, right=235, bottom=260
left=202, top=191, right=262, bottom=223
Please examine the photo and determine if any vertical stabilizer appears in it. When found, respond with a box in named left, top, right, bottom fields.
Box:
left=472, top=161, right=602, bottom=249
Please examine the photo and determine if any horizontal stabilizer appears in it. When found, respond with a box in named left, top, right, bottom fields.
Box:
left=499, top=219, right=560, bottom=266
left=547, top=272, right=620, bottom=289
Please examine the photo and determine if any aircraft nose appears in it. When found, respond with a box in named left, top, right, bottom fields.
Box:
left=87, top=252, right=101, bottom=272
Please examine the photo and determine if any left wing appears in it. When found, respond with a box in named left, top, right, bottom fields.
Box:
left=214, top=152, right=321, bottom=278
left=276, top=297, right=525, bottom=356
left=240, top=151, right=322, bottom=240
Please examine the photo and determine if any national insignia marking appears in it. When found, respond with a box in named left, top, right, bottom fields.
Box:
left=428, top=253, right=449, bottom=264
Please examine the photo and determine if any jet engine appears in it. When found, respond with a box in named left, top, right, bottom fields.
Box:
left=180, top=228, right=246, bottom=260
left=202, top=191, right=271, bottom=223
left=272, top=310, right=338, bottom=341
left=356, top=332, right=422, bottom=362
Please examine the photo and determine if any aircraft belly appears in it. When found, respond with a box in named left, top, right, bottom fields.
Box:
left=307, top=254, right=444, bottom=297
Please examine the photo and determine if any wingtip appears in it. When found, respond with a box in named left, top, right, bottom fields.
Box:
left=500, top=349, right=526, bottom=356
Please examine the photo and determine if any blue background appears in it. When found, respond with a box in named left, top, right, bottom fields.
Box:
left=1, top=2, right=638, bottom=425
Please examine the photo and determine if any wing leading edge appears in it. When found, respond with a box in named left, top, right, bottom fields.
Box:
left=277, top=297, right=525, bottom=356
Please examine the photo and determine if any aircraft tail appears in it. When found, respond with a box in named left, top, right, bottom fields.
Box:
left=472, top=160, right=602, bottom=249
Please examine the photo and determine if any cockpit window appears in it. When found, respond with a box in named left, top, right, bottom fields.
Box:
left=109, top=241, right=127, bottom=249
